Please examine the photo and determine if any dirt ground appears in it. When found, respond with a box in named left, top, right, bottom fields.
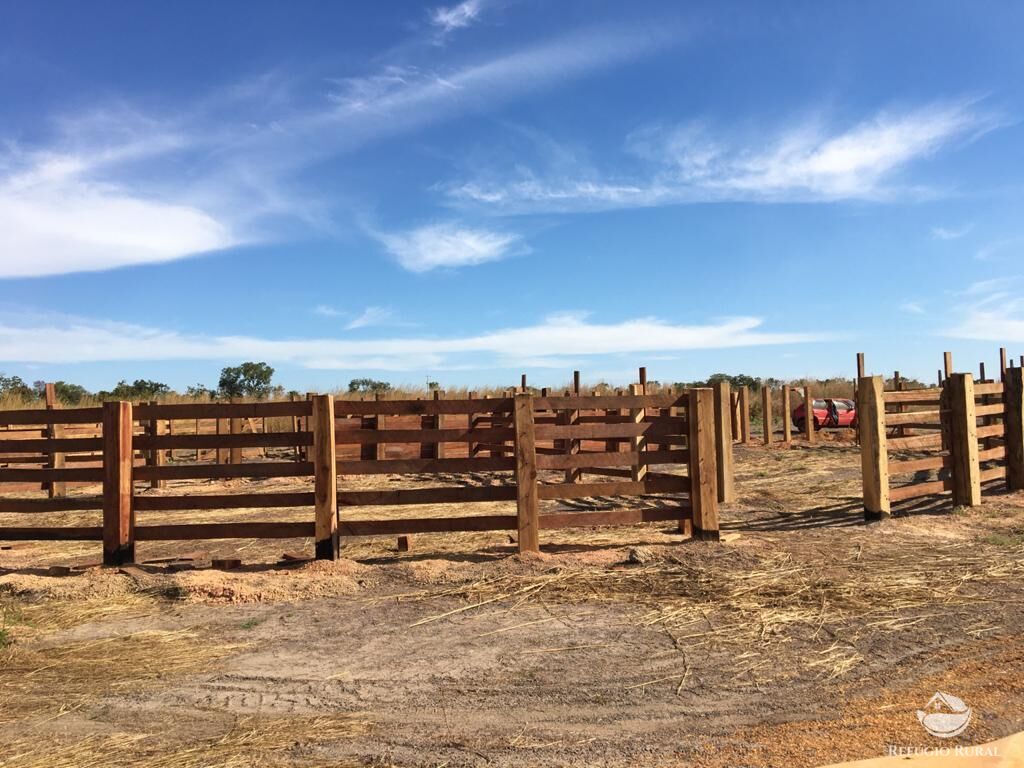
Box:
left=2, top=437, right=1024, bottom=767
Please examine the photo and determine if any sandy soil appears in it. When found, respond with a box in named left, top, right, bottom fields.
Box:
left=2, top=439, right=1024, bottom=767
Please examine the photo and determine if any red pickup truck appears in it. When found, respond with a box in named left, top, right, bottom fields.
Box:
left=793, top=398, right=857, bottom=431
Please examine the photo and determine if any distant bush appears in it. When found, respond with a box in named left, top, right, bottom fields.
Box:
left=348, top=378, right=393, bottom=394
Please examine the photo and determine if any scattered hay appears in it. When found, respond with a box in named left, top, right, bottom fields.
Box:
left=0, top=628, right=245, bottom=724
left=0, top=713, right=373, bottom=768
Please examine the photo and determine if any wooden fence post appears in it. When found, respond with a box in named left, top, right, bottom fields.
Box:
left=1000, top=347, right=1008, bottom=381
left=947, top=373, right=981, bottom=507
left=762, top=385, right=773, bottom=445
left=629, top=383, right=647, bottom=482
left=944, top=352, right=953, bottom=381
left=711, top=381, right=734, bottom=503
left=513, top=393, right=539, bottom=553
left=44, top=383, right=66, bottom=498
left=229, top=398, right=243, bottom=466
left=855, top=352, right=865, bottom=444
left=803, top=386, right=814, bottom=443
left=563, top=388, right=581, bottom=484
left=421, top=390, right=444, bottom=459
left=149, top=400, right=165, bottom=490
left=103, top=401, right=134, bottom=566
left=687, top=388, right=719, bottom=540
left=741, top=387, right=749, bottom=448
left=1005, top=367, right=1024, bottom=491
left=782, top=386, right=792, bottom=444
left=857, top=376, right=889, bottom=521
left=312, top=394, right=338, bottom=560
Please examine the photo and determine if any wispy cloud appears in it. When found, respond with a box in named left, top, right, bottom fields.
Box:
left=345, top=306, right=400, bottom=330
left=900, top=301, right=926, bottom=315
left=975, top=236, right=1024, bottom=261
left=0, top=312, right=827, bottom=370
left=945, top=277, right=1024, bottom=341
left=444, top=99, right=1001, bottom=212
left=932, top=224, right=972, bottom=240
left=430, top=0, right=485, bottom=36
left=372, top=222, right=522, bottom=272
left=312, top=305, right=342, bottom=317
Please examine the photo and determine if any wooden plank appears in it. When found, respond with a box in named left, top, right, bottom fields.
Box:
left=803, top=386, right=814, bottom=443
left=1006, top=367, right=1024, bottom=491
left=44, top=384, right=66, bottom=499
left=629, top=383, right=646, bottom=483
left=0, top=437, right=104, bottom=452
left=688, top=388, right=718, bottom=539
left=762, top=385, right=773, bottom=446
left=979, top=446, right=1006, bottom=462
left=102, top=401, right=134, bottom=566
left=562, top=398, right=582, bottom=484
left=534, top=419, right=687, bottom=441
left=980, top=466, right=1006, bottom=483
left=133, top=401, right=310, bottom=420
left=134, top=493, right=315, bottom=511
left=858, top=376, right=890, bottom=519
left=134, top=461, right=314, bottom=481
left=0, top=467, right=104, bottom=482
left=977, top=424, right=1005, bottom=439
left=534, top=394, right=687, bottom=411
left=338, top=485, right=517, bottom=506
left=0, top=497, right=104, bottom=513
left=338, top=515, right=517, bottom=537
left=537, top=449, right=688, bottom=471
left=975, top=403, right=1005, bottom=417
left=887, top=434, right=944, bottom=451
left=229, top=399, right=243, bottom=466
left=781, top=384, right=792, bottom=445
left=889, top=479, right=951, bottom=502
left=148, top=400, right=165, bottom=490
left=135, top=522, right=315, bottom=540
left=513, top=393, right=540, bottom=553
left=883, top=389, right=943, bottom=404
left=335, top=456, right=515, bottom=476
left=336, top=426, right=513, bottom=445
left=335, top=397, right=514, bottom=416
left=0, top=526, right=104, bottom=541
left=0, top=407, right=104, bottom=426
left=712, top=381, right=735, bottom=502
left=136, top=432, right=314, bottom=450
left=537, top=475, right=690, bottom=500
left=739, top=386, right=751, bottom=443
left=947, top=373, right=981, bottom=507
left=974, top=382, right=1005, bottom=396
left=539, top=505, right=688, bottom=530
left=888, top=455, right=949, bottom=475
left=885, top=409, right=941, bottom=426
left=312, top=394, right=338, bottom=560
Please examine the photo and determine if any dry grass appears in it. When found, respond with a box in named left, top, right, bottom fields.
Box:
left=0, top=713, right=373, bottom=768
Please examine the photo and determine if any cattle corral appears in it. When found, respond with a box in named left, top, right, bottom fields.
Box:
left=2, top=358, right=1024, bottom=767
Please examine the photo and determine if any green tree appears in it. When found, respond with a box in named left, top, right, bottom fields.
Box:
left=99, top=379, right=171, bottom=400
left=347, top=378, right=392, bottom=394
left=34, top=380, right=91, bottom=405
left=218, top=362, right=276, bottom=399
left=0, top=374, right=35, bottom=400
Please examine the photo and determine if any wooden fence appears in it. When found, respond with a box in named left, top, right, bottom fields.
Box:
left=0, top=390, right=722, bottom=565
left=857, top=369, right=1024, bottom=519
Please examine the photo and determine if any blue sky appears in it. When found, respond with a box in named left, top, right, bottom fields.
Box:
left=1, top=0, right=1023, bottom=392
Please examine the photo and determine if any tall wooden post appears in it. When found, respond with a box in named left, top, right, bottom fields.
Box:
left=44, top=383, right=66, bottom=498
left=730, top=391, right=741, bottom=443
left=421, top=390, right=444, bottom=459
left=103, top=401, right=134, bottom=566
left=513, top=393, right=539, bottom=553
left=803, top=386, right=814, bottom=443
left=944, top=352, right=953, bottom=380
left=629, top=383, right=648, bottom=482
left=521, top=373, right=527, bottom=393
left=687, top=388, right=719, bottom=540
left=946, top=373, right=981, bottom=507
left=782, top=386, right=792, bottom=444
left=1005, top=368, right=1024, bottom=491
left=573, top=370, right=581, bottom=396
left=712, top=381, right=734, bottom=503
left=467, top=391, right=477, bottom=458
left=1000, top=347, right=1008, bottom=381
left=857, top=376, right=889, bottom=520
left=739, top=386, right=751, bottom=443
left=762, top=386, right=773, bottom=445
left=216, top=415, right=228, bottom=464
left=312, top=394, right=338, bottom=560
left=893, top=371, right=905, bottom=438
left=563, top=384, right=581, bottom=483
left=148, top=400, right=165, bottom=489
left=229, top=399, right=243, bottom=466
left=855, top=352, right=865, bottom=444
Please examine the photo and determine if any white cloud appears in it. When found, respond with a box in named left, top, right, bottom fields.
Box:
left=312, top=305, right=342, bottom=317
left=445, top=100, right=999, bottom=212
left=975, top=236, right=1024, bottom=261
left=373, top=222, right=521, bottom=272
left=900, top=301, right=926, bottom=315
left=0, top=312, right=827, bottom=370
left=945, top=277, right=1024, bottom=341
left=346, top=306, right=399, bottom=329
left=430, top=1, right=484, bottom=34
left=932, top=224, right=972, bottom=240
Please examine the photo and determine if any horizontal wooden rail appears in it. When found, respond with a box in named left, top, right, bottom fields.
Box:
left=533, top=419, right=686, bottom=441
left=979, top=446, right=1006, bottom=462
left=334, top=398, right=514, bottom=416
left=134, top=493, right=316, bottom=511
left=335, top=456, right=515, bottom=475
left=883, top=389, right=942, bottom=404
left=889, top=478, right=951, bottom=502
left=339, top=515, right=517, bottom=536
left=0, top=526, right=103, bottom=540
left=537, top=475, right=690, bottom=501
left=977, top=424, right=1005, bottom=439
left=133, top=401, right=311, bottom=420
left=0, top=407, right=103, bottom=426
left=338, top=485, right=517, bottom=506
left=536, top=449, right=688, bottom=471
left=0, top=496, right=103, bottom=513
left=534, top=394, right=687, bottom=410
left=133, top=462, right=313, bottom=481
left=975, top=382, right=1004, bottom=396
left=888, top=434, right=944, bottom=451
left=0, top=437, right=104, bottom=453
left=135, top=522, right=314, bottom=540
left=134, top=432, right=313, bottom=450
left=975, top=403, right=1006, bottom=417
left=980, top=466, right=1006, bottom=482
left=885, top=410, right=941, bottom=426
left=0, top=467, right=104, bottom=482
left=539, top=505, right=687, bottom=529
left=888, top=455, right=950, bottom=475
left=334, top=426, right=514, bottom=445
